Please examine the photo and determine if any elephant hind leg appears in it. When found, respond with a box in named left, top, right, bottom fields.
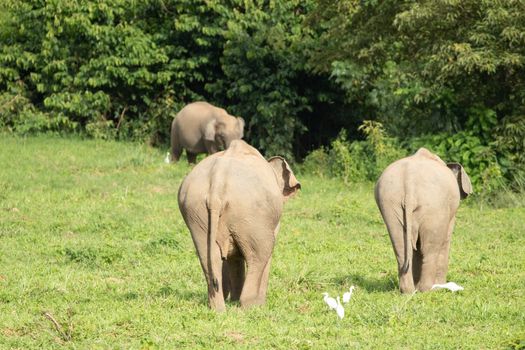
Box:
left=224, top=257, right=245, bottom=302
left=239, top=231, right=274, bottom=308
left=435, top=217, right=455, bottom=284
left=382, top=209, right=415, bottom=293
left=187, top=152, right=197, bottom=164
left=206, top=245, right=226, bottom=311
left=417, top=218, right=451, bottom=291
left=204, top=140, right=218, bottom=155
left=187, top=222, right=226, bottom=311
left=240, top=261, right=268, bottom=308
left=170, top=129, right=182, bottom=162
left=222, top=263, right=231, bottom=301
left=412, top=239, right=423, bottom=286
left=416, top=252, right=439, bottom=292
left=398, top=259, right=416, bottom=294
left=258, top=256, right=272, bottom=302
left=256, top=224, right=279, bottom=301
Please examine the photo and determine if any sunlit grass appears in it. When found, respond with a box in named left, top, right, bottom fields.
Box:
left=0, top=135, right=524, bottom=349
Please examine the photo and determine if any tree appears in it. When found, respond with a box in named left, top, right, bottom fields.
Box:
left=308, top=0, right=525, bottom=188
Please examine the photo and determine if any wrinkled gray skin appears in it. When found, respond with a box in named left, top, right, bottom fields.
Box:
left=374, top=148, right=473, bottom=293
left=171, top=102, right=245, bottom=164
left=178, top=140, right=301, bottom=311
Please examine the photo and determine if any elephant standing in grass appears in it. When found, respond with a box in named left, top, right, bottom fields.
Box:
left=178, top=140, right=301, bottom=311
left=170, top=102, right=245, bottom=164
left=375, top=148, right=472, bottom=293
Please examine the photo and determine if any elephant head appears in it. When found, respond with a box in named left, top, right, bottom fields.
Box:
left=268, top=156, right=301, bottom=201
left=205, top=116, right=245, bottom=150
left=447, top=163, right=473, bottom=199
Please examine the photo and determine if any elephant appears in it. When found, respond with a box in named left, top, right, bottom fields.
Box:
left=374, top=147, right=472, bottom=294
left=170, top=101, right=245, bottom=164
left=178, top=140, right=301, bottom=311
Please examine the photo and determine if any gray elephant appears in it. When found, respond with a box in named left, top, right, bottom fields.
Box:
left=178, top=140, right=301, bottom=311
left=374, top=148, right=472, bottom=293
left=170, top=102, right=245, bottom=163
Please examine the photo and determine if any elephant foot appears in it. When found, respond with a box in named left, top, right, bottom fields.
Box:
left=415, top=282, right=433, bottom=292
left=230, top=292, right=241, bottom=302
left=240, top=296, right=266, bottom=309
left=399, top=272, right=416, bottom=294
left=400, top=286, right=416, bottom=294
left=209, top=300, right=226, bottom=312
left=399, top=273, right=416, bottom=294
left=187, top=152, right=197, bottom=164
left=208, top=291, right=226, bottom=312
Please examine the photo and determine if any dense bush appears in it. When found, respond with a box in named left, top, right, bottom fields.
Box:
left=208, top=1, right=317, bottom=159
left=303, top=119, right=519, bottom=201
left=0, top=0, right=523, bottom=192
left=302, top=121, right=405, bottom=184
left=307, top=0, right=525, bottom=192
left=0, top=0, right=323, bottom=158
left=0, top=0, right=228, bottom=143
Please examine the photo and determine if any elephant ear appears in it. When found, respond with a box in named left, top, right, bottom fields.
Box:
left=447, top=162, right=473, bottom=199
left=236, top=117, right=245, bottom=138
left=268, top=156, right=301, bottom=200
left=204, top=119, right=217, bottom=141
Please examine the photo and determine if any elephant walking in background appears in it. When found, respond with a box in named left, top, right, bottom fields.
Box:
left=374, top=148, right=472, bottom=293
left=178, top=140, right=301, bottom=311
left=170, top=102, right=245, bottom=163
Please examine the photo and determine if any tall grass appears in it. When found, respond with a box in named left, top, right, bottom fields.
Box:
left=0, top=135, right=524, bottom=349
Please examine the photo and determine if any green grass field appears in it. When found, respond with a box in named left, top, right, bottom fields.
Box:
left=0, top=135, right=524, bottom=349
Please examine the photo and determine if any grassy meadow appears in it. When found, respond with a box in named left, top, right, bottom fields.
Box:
left=0, top=135, right=524, bottom=349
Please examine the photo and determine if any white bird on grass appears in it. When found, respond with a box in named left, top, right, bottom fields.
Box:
left=431, top=282, right=464, bottom=292
left=335, top=296, right=345, bottom=320
left=322, top=292, right=338, bottom=310
left=164, top=152, right=171, bottom=164
left=342, top=285, right=355, bottom=304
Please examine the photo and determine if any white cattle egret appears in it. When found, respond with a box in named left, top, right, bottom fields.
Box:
left=164, top=152, right=171, bottom=164
left=431, top=282, right=464, bottom=292
left=335, top=296, right=345, bottom=320
left=322, top=292, right=337, bottom=310
left=342, top=285, right=355, bottom=303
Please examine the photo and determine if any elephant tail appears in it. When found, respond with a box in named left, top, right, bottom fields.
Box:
left=402, top=181, right=417, bottom=274
left=206, top=194, right=222, bottom=293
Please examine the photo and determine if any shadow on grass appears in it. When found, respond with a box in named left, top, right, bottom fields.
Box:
left=119, top=284, right=244, bottom=309
left=118, top=286, right=205, bottom=304
left=157, top=285, right=207, bottom=302
left=158, top=285, right=246, bottom=309
left=158, top=285, right=241, bottom=306
left=332, top=273, right=398, bottom=293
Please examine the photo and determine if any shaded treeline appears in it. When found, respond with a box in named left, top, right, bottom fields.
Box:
left=0, top=0, right=523, bottom=190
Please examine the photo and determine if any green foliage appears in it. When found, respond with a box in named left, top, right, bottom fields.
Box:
left=506, top=337, right=525, bottom=350
left=494, top=115, right=525, bottom=191
left=0, top=0, right=320, bottom=157
left=406, top=104, right=524, bottom=197
left=308, top=0, right=525, bottom=190
left=305, top=117, right=518, bottom=202
left=311, top=0, right=525, bottom=131
left=303, top=121, right=405, bottom=183
left=299, top=147, right=329, bottom=177
left=0, top=0, right=225, bottom=144
left=328, top=131, right=361, bottom=182
left=208, top=1, right=315, bottom=158
left=357, top=120, right=406, bottom=177
left=0, top=0, right=523, bottom=192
